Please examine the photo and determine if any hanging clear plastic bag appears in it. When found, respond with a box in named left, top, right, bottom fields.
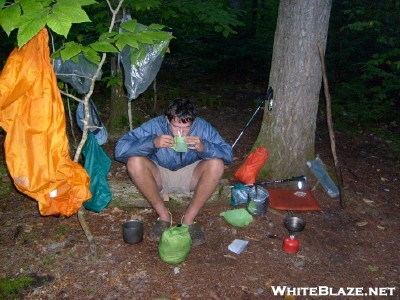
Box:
left=53, top=53, right=102, bottom=95
left=76, top=99, right=108, bottom=145
left=120, top=22, right=171, bottom=101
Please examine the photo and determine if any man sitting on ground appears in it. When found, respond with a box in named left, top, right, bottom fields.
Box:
left=114, top=98, right=233, bottom=246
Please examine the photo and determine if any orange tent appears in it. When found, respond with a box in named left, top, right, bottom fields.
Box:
left=0, top=28, right=91, bottom=217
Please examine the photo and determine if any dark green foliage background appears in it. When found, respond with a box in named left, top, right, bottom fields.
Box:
left=327, top=0, right=400, bottom=127
left=1, top=0, right=399, bottom=131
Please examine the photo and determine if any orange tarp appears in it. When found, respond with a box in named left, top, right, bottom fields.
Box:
left=0, top=28, right=91, bottom=217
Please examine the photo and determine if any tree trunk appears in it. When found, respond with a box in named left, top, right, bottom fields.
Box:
left=108, top=55, right=128, bottom=131
left=256, top=0, right=332, bottom=179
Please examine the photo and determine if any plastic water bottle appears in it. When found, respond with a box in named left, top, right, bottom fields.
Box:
left=307, top=157, right=339, bottom=198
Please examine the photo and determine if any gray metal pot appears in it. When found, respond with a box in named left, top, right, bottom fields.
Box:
left=283, top=216, right=306, bottom=233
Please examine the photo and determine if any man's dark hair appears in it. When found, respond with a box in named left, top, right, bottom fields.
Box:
left=165, top=98, right=196, bottom=123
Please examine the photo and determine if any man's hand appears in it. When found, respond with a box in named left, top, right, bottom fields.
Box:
left=154, top=135, right=174, bottom=149
left=185, top=136, right=204, bottom=152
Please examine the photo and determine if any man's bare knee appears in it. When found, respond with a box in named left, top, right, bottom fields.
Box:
left=196, top=159, right=224, bottom=180
left=127, top=157, right=151, bottom=177
left=205, top=158, right=224, bottom=177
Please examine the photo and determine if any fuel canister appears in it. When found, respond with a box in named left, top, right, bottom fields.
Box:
left=282, top=235, right=299, bottom=253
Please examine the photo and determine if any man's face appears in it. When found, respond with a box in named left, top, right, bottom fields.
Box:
left=168, top=117, right=191, bottom=136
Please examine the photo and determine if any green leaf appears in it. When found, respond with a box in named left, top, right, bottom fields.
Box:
left=134, top=32, right=154, bottom=44
left=80, top=0, right=98, bottom=6
left=149, top=24, right=167, bottom=30
left=82, top=47, right=100, bottom=65
left=99, top=32, right=118, bottom=42
left=58, top=0, right=97, bottom=6
left=17, top=11, right=48, bottom=47
left=102, top=75, right=122, bottom=88
left=120, top=19, right=138, bottom=33
left=51, top=3, right=91, bottom=24
left=0, top=4, right=21, bottom=36
left=60, top=42, right=82, bottom=61
left=0, top=0, right=5, bottom=8
left=214, top=25, right=223, bottom=33
left=47, top=14, right=72, bottom=38
left=368, top=265, right=379, bottom=272
left=142, top=31, right=173, bottom=41
left=115, top=33, right=139, bottom=51
left=18, top=0, right=49, bottom=13
left=89, top=41, right=118, bottom=53
left=130, top=0, right=161, bottom=11
left=129, top=45, right=149, bottom=66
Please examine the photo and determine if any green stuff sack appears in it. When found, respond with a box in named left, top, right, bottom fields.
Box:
left=158, top=225, right=192, bottom=264
left=219, top=208, right=254, bottom=227
left=82, top=133, right=112, bottom=212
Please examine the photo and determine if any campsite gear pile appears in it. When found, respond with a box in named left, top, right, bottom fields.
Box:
left=228, top=89, right=314, bottom=254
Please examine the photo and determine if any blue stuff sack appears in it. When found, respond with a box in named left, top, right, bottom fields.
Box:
left=230, top=183, right=250, bottom=206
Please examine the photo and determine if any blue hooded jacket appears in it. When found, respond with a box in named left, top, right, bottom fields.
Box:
left=114, top=116, right=233, bottom=171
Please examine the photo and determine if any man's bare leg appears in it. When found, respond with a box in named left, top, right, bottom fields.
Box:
left=182, top=158, right=224, bottom=225
left=126, top=157, right=170, bottom=222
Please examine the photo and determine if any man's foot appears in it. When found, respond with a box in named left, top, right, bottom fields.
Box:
left=188, top=223, right=206, bottom=246
left=150, top=219, right=171, bottom=242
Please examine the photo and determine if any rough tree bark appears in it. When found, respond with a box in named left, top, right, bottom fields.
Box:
left=108, top=55, right=128, bottom=131
left=256, top=0, right=332, bottom=179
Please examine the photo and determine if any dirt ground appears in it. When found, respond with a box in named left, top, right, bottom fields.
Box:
left=0, top=64, right=399, bottom=299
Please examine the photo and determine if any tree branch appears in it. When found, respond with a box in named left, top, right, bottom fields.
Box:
left=73, top=0, right=126, bottom=259
left=60, top=91, right=84, bottom=103
left=317, top=41, right=345, bottom=209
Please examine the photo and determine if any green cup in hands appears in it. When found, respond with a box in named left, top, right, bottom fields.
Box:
left=173, top=136, right=188, bottom=152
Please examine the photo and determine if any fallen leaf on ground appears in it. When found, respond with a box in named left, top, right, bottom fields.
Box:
left=368, top=265, right=379, bottom=272
left=362, top=198, right=374, bottom=206
left=356, top=221, right=369, bottom=227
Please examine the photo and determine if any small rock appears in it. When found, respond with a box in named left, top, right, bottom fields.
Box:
left=254, top=288, right=264, bottom=296
left=174, top=267, right=180, bottom=275
left=294, top=260, right=305, bottom=268
left=48, top=241, right=66, bottom=251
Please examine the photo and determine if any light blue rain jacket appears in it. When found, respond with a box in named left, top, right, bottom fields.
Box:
left=114, top=116, right=233, bottom=171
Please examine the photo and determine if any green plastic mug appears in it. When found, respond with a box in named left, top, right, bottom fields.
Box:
left=173, top=136, right=188, bottom=152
